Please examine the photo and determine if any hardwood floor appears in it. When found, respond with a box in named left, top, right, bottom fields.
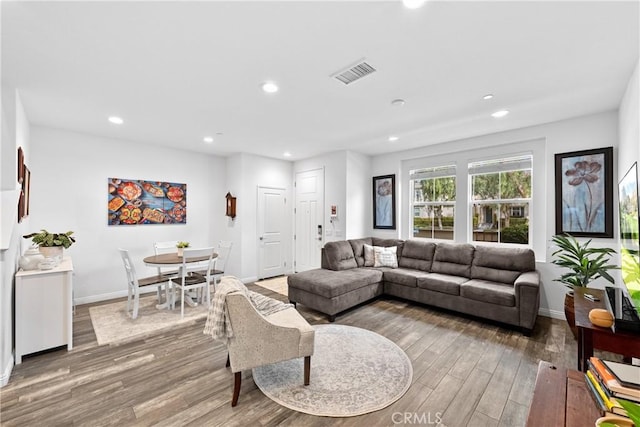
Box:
left=0, top=284, right=595, bottom=426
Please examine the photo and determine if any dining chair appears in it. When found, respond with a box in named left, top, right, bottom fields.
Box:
left=170, top=246, right=216, bottom=318
left=211, top=241, right=233, bottom=287
left=152, top=240, right=179, bottom=304
left=118, top=248, right=170, bottom=319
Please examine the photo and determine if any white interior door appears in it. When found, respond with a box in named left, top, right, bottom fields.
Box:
left=257, top=187, right=286, bottom=279
left=295, top=168, right=324, bottom=272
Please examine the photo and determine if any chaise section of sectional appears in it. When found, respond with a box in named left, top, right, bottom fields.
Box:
left=288, top=240, right=384, bottom=322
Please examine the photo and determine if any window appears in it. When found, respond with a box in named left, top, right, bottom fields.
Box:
left=469, top=155, right=532, bottom=245
left=410, top=165, right=456, bottom=240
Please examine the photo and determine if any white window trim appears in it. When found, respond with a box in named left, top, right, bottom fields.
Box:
left=401, top=138, right=546, bottom=257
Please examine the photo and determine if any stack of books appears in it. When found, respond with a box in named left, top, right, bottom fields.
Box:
left=585, top=356, right=640, bottom=420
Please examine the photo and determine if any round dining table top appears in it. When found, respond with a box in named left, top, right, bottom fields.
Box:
left=143, top=253, right=216, bottom=266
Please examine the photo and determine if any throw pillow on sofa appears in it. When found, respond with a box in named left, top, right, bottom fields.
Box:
left=373, top=246, right=398, bottom=268
left=363, top=244, right=375, bottom=267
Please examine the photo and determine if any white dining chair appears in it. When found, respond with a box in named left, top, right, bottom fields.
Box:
left=212, top=241, right=233, bottom=288
left=153, top=240, right=179, bottom=304
left=118, top=248, right=170, bottom=319
left=170, top=246, right=216, bottom=318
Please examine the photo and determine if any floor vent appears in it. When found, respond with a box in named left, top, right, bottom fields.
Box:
left=331, top=59, right=376, bottom=85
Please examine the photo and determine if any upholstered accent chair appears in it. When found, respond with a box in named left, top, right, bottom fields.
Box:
left=225, top=291, right=315, bottom=406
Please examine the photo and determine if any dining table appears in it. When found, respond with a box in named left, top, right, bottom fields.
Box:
left=143, top=252, right=217, bottom=309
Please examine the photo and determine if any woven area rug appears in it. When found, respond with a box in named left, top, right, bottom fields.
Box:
left=89, top=295, right=208, bottom=346
left=252, top=324, right=412, bottom=417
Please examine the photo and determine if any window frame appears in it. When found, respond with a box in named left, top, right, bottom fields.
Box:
left=409, top=167, right=457, bottom=241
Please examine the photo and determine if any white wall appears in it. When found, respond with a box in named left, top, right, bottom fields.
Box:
left=0, top=88, right=31, bottom=386
left=28, top=126, right=227, bottom=303
left=345, top=151, right=370, bottom=239
left=295, top=151, right=347, bottom=243
left=371, top=110, right=620, bottom=318
left=225, top=153, right=293, bottom=282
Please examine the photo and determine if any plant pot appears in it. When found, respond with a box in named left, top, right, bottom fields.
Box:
left=564, top=291, right=578, bottom=340
left=39, top=246, right=63, bottom=264
left=177, top=248, right=184, bottom=257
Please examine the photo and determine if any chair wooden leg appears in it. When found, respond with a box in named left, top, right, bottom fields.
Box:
left=304, top=356, right=311, bottom=386
left=226, top=353, right=230, bottom=367
left=231, top=372, right=241, bottom=407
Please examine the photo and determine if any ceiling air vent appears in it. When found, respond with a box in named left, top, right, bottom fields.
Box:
left=331, top=59, right=377, bottom=85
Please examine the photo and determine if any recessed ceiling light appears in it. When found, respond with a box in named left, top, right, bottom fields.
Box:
left=391, top=99, right=406, bottom=107
left=388, top=136, right=399, bottom=142
left=491, top=110, right=509, bottom=118
left=402, top=0, right=426, bottom=9
left=262, top=81, right=279, bottom=93
left=203, top=136, right=214, bottom=143
left=483, top=94, right=494, bottom=100
left=108, top=116, right=123, bottom=125
left=283, top=152, right=292, bottom=157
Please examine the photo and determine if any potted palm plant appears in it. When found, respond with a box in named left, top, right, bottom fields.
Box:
left=23, top=229, right=76, bottom=261
left=551, top=234, right=617, bottom=338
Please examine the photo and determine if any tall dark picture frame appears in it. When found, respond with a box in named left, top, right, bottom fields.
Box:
left=554, top=146, right=613, bottom=237
left=373, top=174, right=396, bottom=229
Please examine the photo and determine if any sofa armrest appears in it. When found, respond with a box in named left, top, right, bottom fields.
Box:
left=514, top=270, right=540, bottom=330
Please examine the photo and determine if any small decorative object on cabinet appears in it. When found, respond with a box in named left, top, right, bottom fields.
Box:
left=551, top=233, right=617, bottom=339
left=226, top=192, right=237, bottom=219
left=15, top=257, right=74, bottom=364
left=18, top=247, right=46, bottom=271
left=23, top=229, right=75, bottom=265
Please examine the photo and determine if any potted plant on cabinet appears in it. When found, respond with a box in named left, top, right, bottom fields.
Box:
left=551, top=233, right=617, bottom=338
left=176, top=241, right=190, bottom=257
left=23, top=229, right=76, bottom=261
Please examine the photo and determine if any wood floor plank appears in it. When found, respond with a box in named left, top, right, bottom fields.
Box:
left=1, top=288, right=582, bottom=426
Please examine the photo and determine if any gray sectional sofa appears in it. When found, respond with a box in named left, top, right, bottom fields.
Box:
left=288, top=237, right=540, bottom=334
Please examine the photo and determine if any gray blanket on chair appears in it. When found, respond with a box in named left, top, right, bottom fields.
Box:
left=203, top=276, right=292, bottom=341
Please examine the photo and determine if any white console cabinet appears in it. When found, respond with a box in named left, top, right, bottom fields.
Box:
left=15, top=257, right=73, bottom=364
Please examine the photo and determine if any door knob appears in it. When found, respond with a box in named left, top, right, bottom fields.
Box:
left=259, top=236, right=264, bottom=240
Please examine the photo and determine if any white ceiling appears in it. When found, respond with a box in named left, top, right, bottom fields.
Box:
left=2, top=1, right=639, bottom=160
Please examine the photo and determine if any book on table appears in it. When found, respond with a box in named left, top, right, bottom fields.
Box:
left=589, top=357, right=640, bottom=402
left=585, top=369, right=628, bottom=417
left=602, top=360, right=640, bottom=390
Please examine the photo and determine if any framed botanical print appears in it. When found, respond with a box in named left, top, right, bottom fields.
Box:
left=555, top=147, right=613, bottom=237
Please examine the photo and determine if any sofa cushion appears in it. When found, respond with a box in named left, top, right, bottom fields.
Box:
left=399, top=239, right=436, bottom=272
left=363, top=244, right=375, bottom=267
left=373, top=246, right=398, bottom=268
left=460, top=279, right=515, bottom=307
left=383, top=268, right=431, bottom=288
left=349, top=238, right=373, bottom=267
left=417, top=273, right=466, bottom=295
left=431, top=243, right=475, bottom=278
left=287, top=268, right=383, bottom=298
left=323, top=241, right=358, bottom=271
left=471, top=246, right=535, bottom=284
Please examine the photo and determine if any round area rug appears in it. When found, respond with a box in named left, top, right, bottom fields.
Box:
left=252, top=324, right=412, bottom=417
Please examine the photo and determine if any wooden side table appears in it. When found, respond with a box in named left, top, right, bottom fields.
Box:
left=526, top=361, right=600, bottom=426
left=573, top=287, right=640, bottom=371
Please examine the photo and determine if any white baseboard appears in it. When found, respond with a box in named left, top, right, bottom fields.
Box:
left=74, top=287, right=156, bottom=305
left=1, top=354, right=14, bottom=387
left=538, top=308, right=565, bottom=320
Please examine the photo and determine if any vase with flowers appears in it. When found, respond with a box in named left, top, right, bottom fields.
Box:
left=176, top=241, right=190, bottom=257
